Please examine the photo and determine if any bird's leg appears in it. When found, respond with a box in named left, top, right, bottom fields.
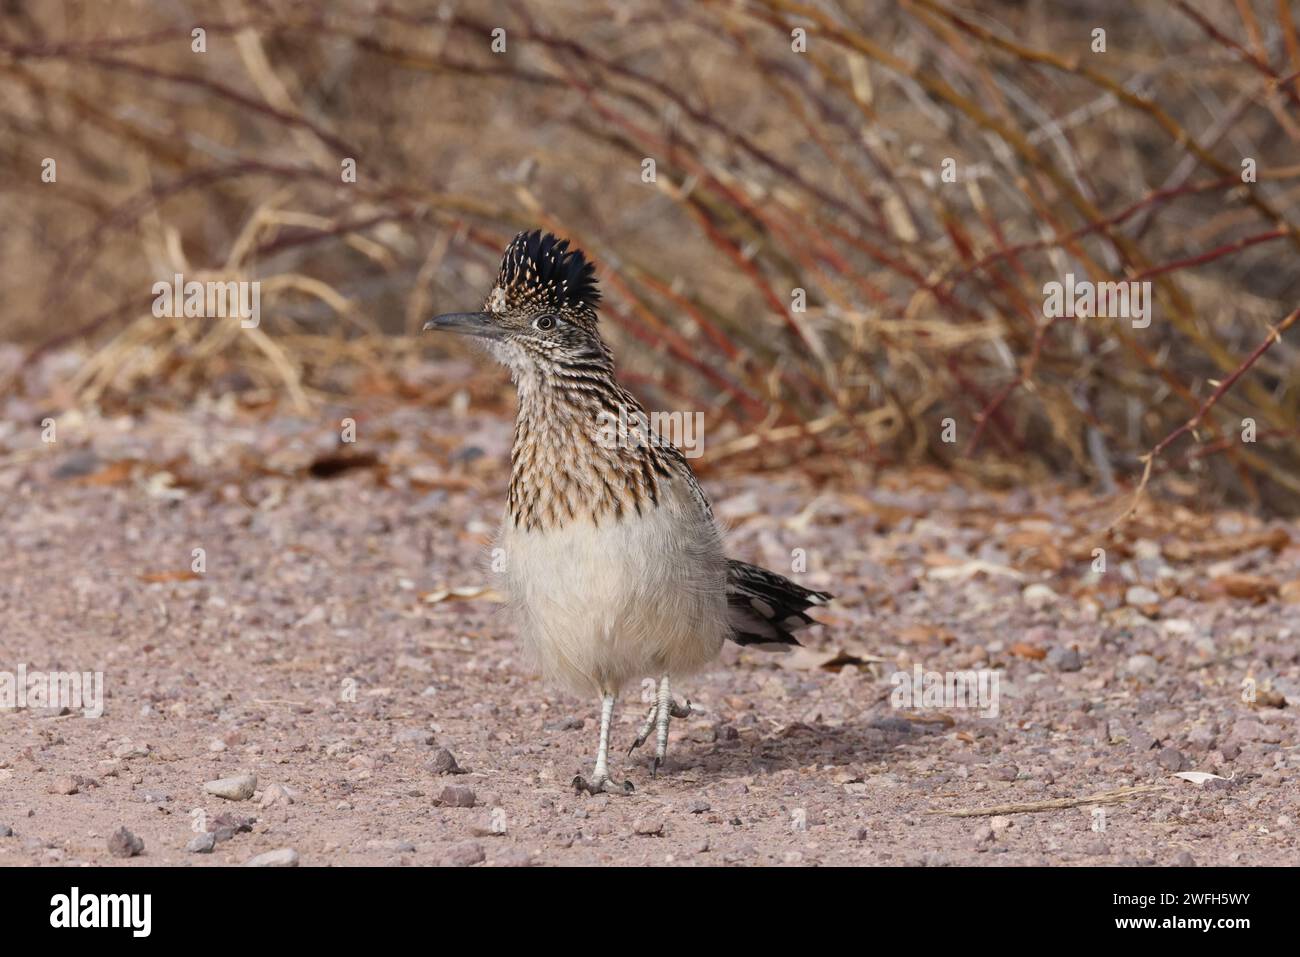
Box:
left=573, top=692, right=634, bottom=795
left=628, top=675, right=693, bottom=774
left=653, top=675, right=692, bottom=776
left=629, top=703, right=658, bottom=755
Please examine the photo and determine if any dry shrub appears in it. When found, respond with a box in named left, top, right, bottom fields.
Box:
left=1, top=0, right=1297, bottom=509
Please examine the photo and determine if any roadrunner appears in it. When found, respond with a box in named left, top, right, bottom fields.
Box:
left=426, top=230, right=831, bottom=794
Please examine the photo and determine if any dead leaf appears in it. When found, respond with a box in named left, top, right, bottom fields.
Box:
left=896, top=625, right=955, bottom=646
left=907, top=712, right=956, bottom=728
left=1173, top=771, right=1229, bottom=786
left=1250, top=688, right=1288, bottom=709
left=419, top=585, right=506, bottom=604
left=780, top=647, right=887, bottom=671
left=78, top=460, right=136, bottom=485
left=1009, top=642, right=1046, bottom=660
left=1164, top=529, right=1289, bottom=562
left=306, top=451, right=381, bottom=479
left=1213, top=574, right=1279, bottom=602
left=138, top=570, right=201, bottom=583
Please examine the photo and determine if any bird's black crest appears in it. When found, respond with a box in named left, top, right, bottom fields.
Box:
left=497, top=230, right=601, bottom=313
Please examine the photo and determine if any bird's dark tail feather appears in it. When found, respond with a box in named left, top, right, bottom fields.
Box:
left=725, top=559, right=832, bottom=648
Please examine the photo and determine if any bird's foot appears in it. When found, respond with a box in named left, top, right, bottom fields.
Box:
left=627, top=694, right=693, bottom=773
left=572, top=773, right=634, bottom=796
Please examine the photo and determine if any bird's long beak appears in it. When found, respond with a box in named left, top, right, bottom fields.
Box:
left=422, top=311, right=502, bottom=339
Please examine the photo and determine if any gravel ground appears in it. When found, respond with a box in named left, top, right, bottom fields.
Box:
left=1, top=356, right=1298, bottom=866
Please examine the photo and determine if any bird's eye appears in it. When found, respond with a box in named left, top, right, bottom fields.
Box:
left=533, top=315, right=557, bottom=331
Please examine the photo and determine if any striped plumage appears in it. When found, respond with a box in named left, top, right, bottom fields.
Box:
left=425, top=230, right=831, bottom=793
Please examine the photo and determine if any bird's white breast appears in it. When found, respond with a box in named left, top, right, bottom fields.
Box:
left=498, top=474, right=729, bottom=697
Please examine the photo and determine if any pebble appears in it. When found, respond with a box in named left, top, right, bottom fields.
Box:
left=48, top=775, right=79, bottom=795
left=1173, top=851, right=1196, bottom=866
left=1126, top=654, right=1158, bottom=678
left=1046, top=646, right=1083, bottom=672
left=443, top=841, right=485, bottom=867
left=1022, top=583, right=1058, bottom=608
left=437, top=785, right=477, bottom=808
left=244, top=848, right=299, bottom=867
left=491, top=848, right=534, bottom=867
left=870, top=716, right=915, bottom=734
left=426, top=749, right=462, bottom=775
left=211, top=813, right=255, bottom=843
left=366, top=839, right=417, bottom=853
left=990, top=816, right=1013, bottom=832
left=393, top=729, right=435, bottom=747
left=52, top=450, right=100, bottom=479
left=204, top=772, right=257, bottom=801
left=186, top=832, right=217, bottom=854
left=1126, top=586, right=1161, bottom=607
left=1156, top=747, right=1186, bottom=771
left=543, top=716, right=584, bottom=731
left=0, top=825, right=12, bottom=837
left=107, top=826, right=144, bottom=858
left=633, top=817, right=665, bottom=836
left=259, top=783, right=298, bottom=808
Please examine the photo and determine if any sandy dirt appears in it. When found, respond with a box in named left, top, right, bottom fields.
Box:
left=1, top=354, right=1298, bottom=866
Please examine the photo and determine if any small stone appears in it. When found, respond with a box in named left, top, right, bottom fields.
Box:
left=543, top=716, right=584, bottom=731
left=1156, top=747, right=1186, bottom=771
left=186, top=832, right=217, bottom=854
left=1022, top=583, right=1058, bottom=608
left=491, top=848, right=534, bottom=867
left=688, top=800, right=711, bottom=814
left=107, top=826, right=144, bottom=858
left=990, top=816, right=1013, bottom=832
left=0, top=825, right=12, bottom=837
left=259, top=783, right=298, bottom=808
left=1173, top=850, right=1196, bottom=866
left=204, top=772, right=256, bottom=801
left=426, top=748, right=462, bottom=775
left=869, top=716, right=914, bottom=734
left=366, top=839, right=416, bottom=853
left=1126, top=654, right=1158, bottom=678
left=437, top=785, right=477, bottom=808
left=393, top=729, right=435, bottom=747
left=243, top=847, right=299, bottom=867
left=1130, top=730, right=1158, bottom=752
left=211, top=813, right=255, bottom=843
left=1083, top=839, right=1110, bottom=856
left=48, top=775, right=79, bottom=795
left=443, top=841, right=485, bottom=867
left=53, top=451, right=101, bottom=479
left=633, top=817, right=664, bottom=836
left=1230, top=719, right=1265, bottom=742
left=1125, top=585, right=1161, bottom=607
left=973, top=826, right=995, bottom=845
left=1046, top=646, right=1083, bottom=672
